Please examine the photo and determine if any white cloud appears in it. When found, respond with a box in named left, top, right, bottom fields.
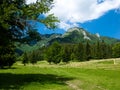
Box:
left=58, top=22, right=79, bottom=31
left=26, top=0, right=37, bottom=4
left=48, top=0, right=120, bottom=30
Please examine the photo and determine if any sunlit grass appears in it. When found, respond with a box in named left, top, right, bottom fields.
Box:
left=0, top=58, right=120, bottom=90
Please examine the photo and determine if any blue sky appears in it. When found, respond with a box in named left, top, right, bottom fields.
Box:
left=37, top=9, right=120, bottom=39
left=80, top=10, right=120, bottom=39
left=27, top=0, right=120, bottom=39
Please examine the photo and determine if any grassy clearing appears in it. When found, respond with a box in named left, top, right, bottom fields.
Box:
left=0, top=58, right=120, bottom=90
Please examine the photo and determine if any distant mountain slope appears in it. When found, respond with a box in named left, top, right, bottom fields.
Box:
left=17, top=27, right=120, bottom=52
left=48, top=27, right=120, bottom=45
left=16, top=33, right=62, bottom=52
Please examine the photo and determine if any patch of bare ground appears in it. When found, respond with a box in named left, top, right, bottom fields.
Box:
left=66, top=80, right=82, bottom=90
left=95, top=85, right=108, bottom=90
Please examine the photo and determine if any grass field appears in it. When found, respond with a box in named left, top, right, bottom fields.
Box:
left=0, top=58, right=120, bottom=90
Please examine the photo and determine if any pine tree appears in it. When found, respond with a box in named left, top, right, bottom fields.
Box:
left=112, top=43, right=120, bottom=58
left=70, top=53, right=76, bottom=61
left=45, top=42, right=62, bottom=64
left=22, top=52, right=29, bottom=66
left=90, top=43, right=96, bottom=59
left=30, top=51, right=38, bottom=65
left=74, top=43, right=84, bottom=61
left=107, top=45, right=112, bottom=58
left=45, top=47, right=53, bottom=64
left=85, top=42, right=91, bottom=61
left=61, top=45, right=71, bottom=63
left=95, top=41, right=101, bottom=59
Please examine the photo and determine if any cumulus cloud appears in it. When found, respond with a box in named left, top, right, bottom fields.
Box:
left=26, top=0, right=120, bottom=30
left=48, top=0, right=120, bottom=30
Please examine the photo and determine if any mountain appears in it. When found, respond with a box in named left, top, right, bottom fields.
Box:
left=48, top=27, right=120, bottom=45
left=16, top=33, right=62, bottom=52
left=17, top=27, right=120, bottom=52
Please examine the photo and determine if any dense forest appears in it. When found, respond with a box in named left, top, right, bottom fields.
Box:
left=21, top=41, right=120, bottom=65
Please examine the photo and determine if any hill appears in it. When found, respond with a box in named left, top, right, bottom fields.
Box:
left=48, top=27, right=120, bottom=44
left=16, top=27, right=120, bottom=52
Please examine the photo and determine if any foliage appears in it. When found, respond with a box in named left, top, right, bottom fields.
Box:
left=44, top=41, right=113, bottom=64
left=61, top=44, right=72, bottom=63
left=30, top=51, right=38, bottom=64
left=85, top=42, right=91, bottom=60
left=0, top=0, right=58, bottom=42
left=0, top=0, right=58, bottom=68
left=0, top=44, right=15, bottom=68
left=70, top=53, right=76, bottom=61
left=18, top=38, right=116, bottom=65
left=22, top=52, right=29, bottom=66
left=21, top=47, right=45, bottom=65
left=45, top=42, right=62, bottom=64
left=112, top=42, right=120, bottom=58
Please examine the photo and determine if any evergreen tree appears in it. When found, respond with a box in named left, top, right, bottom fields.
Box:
left=91, top=41, right=113, bottom=59
left=112, top=43, right=120, bottom=58
left=61, top=45, right=72, bottom=63
left=45, top=42, right=61, bottom=64
left=70, top=53, right=76, bottom=61
left=45, top=47, right=53, bottom=64
left=85, top=42, right=91, bottom=61
left=107, top=45, right=112, bottom=58
left=100, top=40, right=112, bottom=59
left=52, top=42, right=62, bottom=64
left=95, top=41, right=101, bottom=59
left=30, top=51, right=38, bottom=65
left=74, top=43, right=84, bottom=61
left=36, top=47, right=45, bottom=61
left=22, top=52, right=29, bottom=66
left=90, top=43, right=96, bottom=59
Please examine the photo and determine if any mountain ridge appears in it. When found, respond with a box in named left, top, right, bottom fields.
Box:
left=17, top=27, right=120, bottom=52
left=47, top=27, right=120, bottom=45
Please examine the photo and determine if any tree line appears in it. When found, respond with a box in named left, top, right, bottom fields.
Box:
left=21, top=41, right=120, bottom=65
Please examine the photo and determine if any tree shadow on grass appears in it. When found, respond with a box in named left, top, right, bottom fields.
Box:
left=0, top=73, right=74, bottom=89
left=0, top=67, right=17, bottom=70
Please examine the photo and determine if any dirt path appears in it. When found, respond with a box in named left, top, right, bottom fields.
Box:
left=66, top=81, right=82, bottom=90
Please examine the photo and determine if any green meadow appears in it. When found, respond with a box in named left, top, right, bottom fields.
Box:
left=0, top=59, right=120, bottom=90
